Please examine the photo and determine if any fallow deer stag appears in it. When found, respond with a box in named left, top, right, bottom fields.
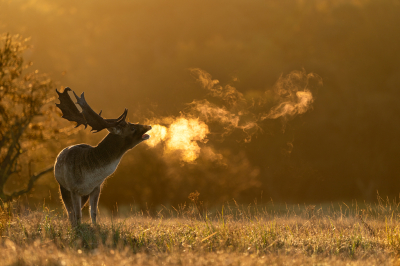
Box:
left=54, top=87, right=151, bottom=226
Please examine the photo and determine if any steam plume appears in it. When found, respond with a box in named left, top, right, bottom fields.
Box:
left=261, top=70, right=320, bottom=121
left=145, top=117, right=209, bottom=163
left=145, top=68, right=321, bottom=162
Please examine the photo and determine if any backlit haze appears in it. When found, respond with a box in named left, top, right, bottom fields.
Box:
left=1, top=0, right=400, bottom=210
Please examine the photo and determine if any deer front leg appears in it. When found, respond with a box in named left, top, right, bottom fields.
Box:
left=70, top=192, right=82, bottom=226
left=89, top=186, right=101, bottom=224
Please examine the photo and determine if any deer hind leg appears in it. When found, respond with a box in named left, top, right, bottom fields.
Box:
left=59, top=184, right=75, bottom=225
left=81, top=195, right=89, bottom=209
left=89, top=186, right=101, bottom=224
left=70, top=191, right=82, bottom=226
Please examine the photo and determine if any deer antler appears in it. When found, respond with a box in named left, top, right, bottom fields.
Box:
left=56, top=87, right=128, bottom=133
left=56, top=88, right=87, bottom=129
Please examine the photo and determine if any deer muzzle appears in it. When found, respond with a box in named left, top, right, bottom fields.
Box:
left=142, top=125, right=152, bottom=140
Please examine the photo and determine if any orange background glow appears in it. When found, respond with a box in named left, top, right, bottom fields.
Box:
left=1, top=0, right=400, bottom=209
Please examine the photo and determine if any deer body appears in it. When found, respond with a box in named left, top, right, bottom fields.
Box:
left=55, top=145, right=121, bottom=196
left=54, top=88, right=151, bottom=225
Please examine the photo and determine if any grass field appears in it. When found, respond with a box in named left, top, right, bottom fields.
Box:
left=1, top=197, right=400, bottom=265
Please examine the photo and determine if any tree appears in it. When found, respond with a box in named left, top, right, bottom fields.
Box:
left=0, top=33, right=56, bottom=201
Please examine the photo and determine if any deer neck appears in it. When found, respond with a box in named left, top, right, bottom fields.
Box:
left=72, top=133, right=130, bottom=191
left=93, top=133, right=129, bottom=164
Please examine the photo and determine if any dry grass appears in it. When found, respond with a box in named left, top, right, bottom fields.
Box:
left=1, top=198, right=400, bottom=265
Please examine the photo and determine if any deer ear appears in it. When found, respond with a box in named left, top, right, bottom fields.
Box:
left=107, top=126, right=122, bottom=135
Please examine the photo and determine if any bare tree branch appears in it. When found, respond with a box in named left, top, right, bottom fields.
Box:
left=8, top=165, right=54, bottom=200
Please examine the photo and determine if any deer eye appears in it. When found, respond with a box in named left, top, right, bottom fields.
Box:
left=131, top=126, right=136, bottom=132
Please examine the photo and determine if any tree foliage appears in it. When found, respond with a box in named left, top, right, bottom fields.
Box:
left=0, top=33, right=55, bottom=201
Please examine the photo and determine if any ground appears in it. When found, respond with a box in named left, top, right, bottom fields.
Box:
left=1, top=200, right=400, bottom=265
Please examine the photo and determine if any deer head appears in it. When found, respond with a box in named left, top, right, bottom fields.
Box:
left=55, top=87, right=151, bottom=148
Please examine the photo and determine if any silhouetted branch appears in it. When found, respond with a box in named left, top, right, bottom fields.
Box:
left=7, top=165, right=54, bottom=200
